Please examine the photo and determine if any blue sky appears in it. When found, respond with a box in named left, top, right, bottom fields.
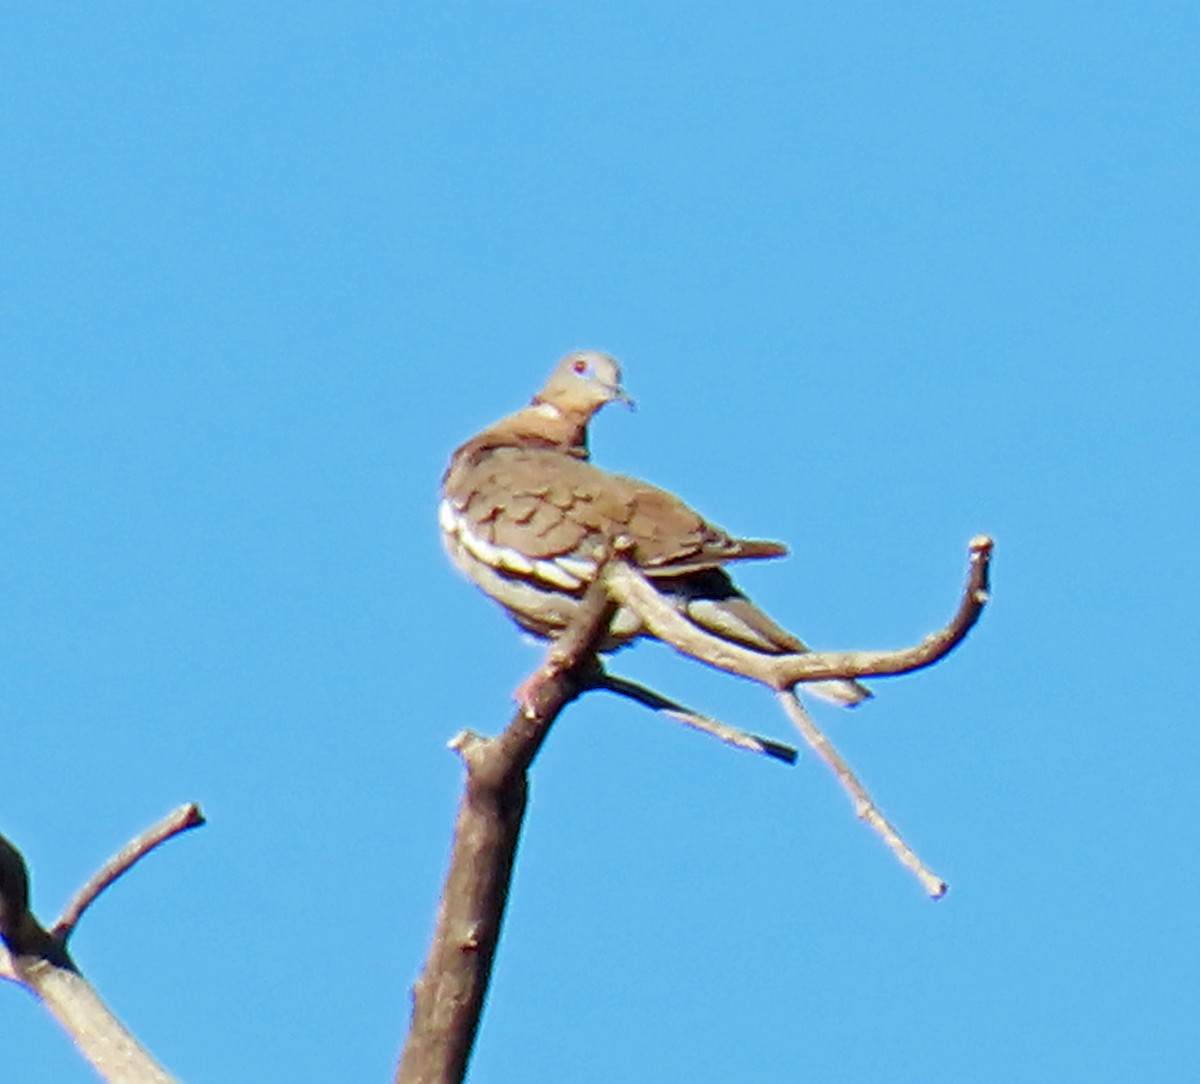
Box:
left=2, top=4, right=1197, bottom=1081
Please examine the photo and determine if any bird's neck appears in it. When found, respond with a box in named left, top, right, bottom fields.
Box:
left=496, top=400, right=594, bottom=455
left=446, top=401, right=593, bottom=481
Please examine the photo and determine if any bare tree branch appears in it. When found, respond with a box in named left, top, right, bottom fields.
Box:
left=1, top=837, right=65, bottom=986
left=600, top=537, right=993, bottom=897
left=604, top=535, right=994, bottom=690
left=17, top=965, right=180, bottom=1084
left=395, top=579, right=618, bottom=1084
left=398, top=536, right=992, bottom=1079
left=589, top=669, right=798, bottom=763
left=777, top=693, right=946, bottom=897
left=53, top=803, right=205, bottom=942
left=2, top=812, right=198, bottom=1083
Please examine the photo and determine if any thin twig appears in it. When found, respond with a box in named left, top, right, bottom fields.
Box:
left=52, top=803, right=205, bottom=942
left=604, top=535, right=993, bottom=690
left=777, top=692, right=947, bottom=898
left=590, top=670, right=798, bottom=764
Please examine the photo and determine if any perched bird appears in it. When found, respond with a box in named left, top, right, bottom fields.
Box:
left=439, top=350, right=869, bottom=706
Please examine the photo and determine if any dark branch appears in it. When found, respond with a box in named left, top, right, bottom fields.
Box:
left=0, top=832, right=59, bottom=964
left=590, top=669, right=798, bottom=764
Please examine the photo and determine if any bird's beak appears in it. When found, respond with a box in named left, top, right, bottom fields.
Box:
left=611, top=384, right=636, bottom=411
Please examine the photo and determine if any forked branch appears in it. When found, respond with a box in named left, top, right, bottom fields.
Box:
left=2, top=805, right=202, bottom=1083
left=399, top=537, right=992, bottom=1081
left=603, top=536, right=994, bottom=896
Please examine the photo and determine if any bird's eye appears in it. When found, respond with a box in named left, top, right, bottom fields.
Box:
left=572, top=358, right=588, bottom=375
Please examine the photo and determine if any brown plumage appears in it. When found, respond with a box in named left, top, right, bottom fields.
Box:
left=439, top=350, right=870, bottom=706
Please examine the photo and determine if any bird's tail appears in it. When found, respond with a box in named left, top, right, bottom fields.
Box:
left=667, top=568, right=872, bottom=707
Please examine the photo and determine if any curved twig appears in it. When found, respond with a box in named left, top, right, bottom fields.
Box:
left=53, top=803, right=205, bottom=942
left=604, top=535, right=993, bottom=690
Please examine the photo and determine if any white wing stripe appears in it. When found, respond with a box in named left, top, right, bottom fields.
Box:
left=445, top=509, right=586, bottom=592
left=531, top=559, right=583, bottom=590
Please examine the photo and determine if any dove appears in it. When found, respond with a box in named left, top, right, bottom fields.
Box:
left=439, top=351, right=869, bottom=706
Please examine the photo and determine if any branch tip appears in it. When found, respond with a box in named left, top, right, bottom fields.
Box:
left=448, top=730, right=487, bottom=759
left=777, top=692, right=946, bottom=898
left=53, top=804, right=207, bottom=941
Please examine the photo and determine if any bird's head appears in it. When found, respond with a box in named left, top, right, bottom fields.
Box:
left=535, top=350, right=634, bottom=419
